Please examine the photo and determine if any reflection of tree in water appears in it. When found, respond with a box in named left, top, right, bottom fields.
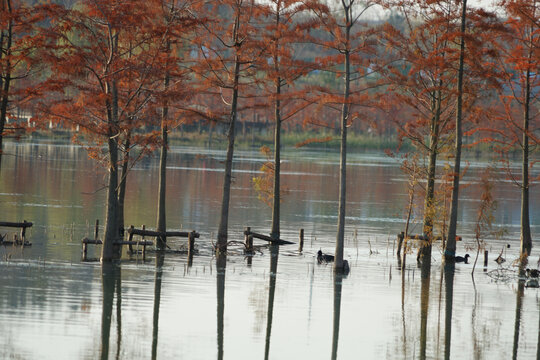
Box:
left=216, top=253, right=226, bottom=360
left=264, top=244, right=279, bottom=360
left=152, top=252, right=165, bottom=360
left=443, top=263, right=454, bottom=360
left=419, top=256, right=431, bottom=360
left=100, top=263, right=122, bottom=360
left=512, top=270, right=525, bottom=360
left=331, top=273, right=344, bottom=360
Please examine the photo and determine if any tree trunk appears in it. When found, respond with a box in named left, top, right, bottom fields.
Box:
left=270, top=17, right=281, bottom=240
left=216, top=53, right=240, bottom=253
left=102, top=80, right=120, bottom=261
left=419, top=87, right=442, bottom=263
left=445, top=0, right=467, bottom=260
left=156, top=69, right=170, bottom=250
left=520, top=66, right=532, bottom=256
left=0, top=1, right=12, bottom=170
left=335, top=19, right=351, bottom=274
left=117, top=131, right=130, bottom=241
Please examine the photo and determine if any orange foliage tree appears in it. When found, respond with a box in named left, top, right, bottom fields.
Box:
left=485, top=0, right=539, bottom=256
left=310, top=0, right=383, bottom=272
left=253, top=0, right=317, bottom=240
left=0, top=0, right=45, bottom=169
left=41, top=0, right=165, bottom=261
left=192, top=0, right=262, bottom=253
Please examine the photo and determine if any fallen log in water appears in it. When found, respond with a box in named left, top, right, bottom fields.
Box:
left=127, top=227, right=200, bottom=238
left=243, top=228, right=294, bottom=245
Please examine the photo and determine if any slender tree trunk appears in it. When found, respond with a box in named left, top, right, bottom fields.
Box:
left=335, top=25, right=350, bottom=273
left=445, top=0, right=467, bottom=260
left=102, top=80, right=120, bottom=262
left=156, top=69, right=170, bottom=250
left=117, top=131, right=130, bottom=240
left=270, top=16, right=281, bottom=240
left=520, top=67, right=532, bottom=256
left=419, top=88, right=442, bottom=263
left=216, top=53, right=240, bottom=253
left=0, top=2, right=12, bottom=170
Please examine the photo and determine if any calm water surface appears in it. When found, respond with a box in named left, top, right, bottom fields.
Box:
left=0, top=140, right=539, bottom=359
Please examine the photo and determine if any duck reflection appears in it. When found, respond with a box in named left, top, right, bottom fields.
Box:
left=152, top=251, right=165, bottom=360
left=216, top=253, right=227, bottom=360
left=264, top=244, right=279, bottom=360
left=331, top=272, right=344, bottom=360
left=100, top=263, right=122, bottom=360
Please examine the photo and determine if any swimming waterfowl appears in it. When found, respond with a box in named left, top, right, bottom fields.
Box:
left=495, top=245, right=506, bottom=265
left=317, top=249, right=335, bottom=264
left=526, top=269, right=539, bottom=278
left=455, top=254, right=470, bottom=263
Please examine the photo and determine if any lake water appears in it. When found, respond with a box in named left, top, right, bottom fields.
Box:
left=0, top=140, right=539, bottom=359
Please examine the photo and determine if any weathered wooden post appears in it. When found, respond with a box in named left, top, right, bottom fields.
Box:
left=142, top=241, right=147, bottom=261
left=298, top=228, right=304, bottom=252
left=484, top=250, right=488, bottom=267
left=94, top=219, right=99, bottom=240
left=188, top=231, right=195, bottom=257
left=397, top=232, right=405, bottom=257
left=20, top=220, right=28, bottom=244
left=244, top=227, right=253, bottom=254
left=82, top=239, right=88, bottom=261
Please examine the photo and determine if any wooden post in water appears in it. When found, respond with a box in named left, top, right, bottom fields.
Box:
left=20, top=220, right=27, bottom=244
left=397, top=232, right=404, bottom=258
left=244, top=227, right=253, bottom=254
left=140, top=224, right=146, bottom=257
left=82, top=241, right=88, bottom=260
left=298, top=228, right=304, bottom=252
left=188, top=231, right=195, bottom=260
left=484, top=250, right=488, bottom=267
left=128, top=225, right=134, bottom=253
left=94, top=219, right=99, bottom=240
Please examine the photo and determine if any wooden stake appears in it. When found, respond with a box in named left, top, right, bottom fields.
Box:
left=128, top=225, right=134, bottom=253
left=484, top=250, right=488, bottom=267
left=94, top=219, right=99, bottom=240
left=188, top=231, right=195, bottom=258
left=244, top=227, right=253, bottom=253
left=298, top=228, right=304, bottom=252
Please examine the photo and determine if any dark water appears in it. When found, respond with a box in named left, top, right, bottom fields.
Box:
left=0, top=140, right=538, bottom=359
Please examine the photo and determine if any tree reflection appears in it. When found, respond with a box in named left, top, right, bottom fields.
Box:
left=100, top=263, right=121, bottom=360
left=152, top=251, right=165, bottom=360
left=443, top=262, right=455, bottom=360
left=419, top=253, right=431, bottom=360
left=512, top=266, right=525, bottom=360
left=331, top=273, right=344, bottom=360
left=216, top=253, right=227, bottom=360
left=264, top=244, right=279, bottom=360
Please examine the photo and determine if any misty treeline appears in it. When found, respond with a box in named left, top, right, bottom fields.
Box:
left=0, top=0, right=537, bottom=269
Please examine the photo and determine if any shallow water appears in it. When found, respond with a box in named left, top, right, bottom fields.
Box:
left=0, top=140, right=539, bottom=359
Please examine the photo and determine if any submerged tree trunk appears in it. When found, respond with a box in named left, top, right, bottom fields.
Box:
left=0, top=2, right=12, bottom=170
left=445, top=0, right=467, bottom=260
left=270, top=19, right=282, bottom=240
left=156, top=69, right=170, bottom=250
left=216, top=53, right=240, bottom=253
left=419, top=87, right=442, bottom=263
left=335, top=17, right=351, bottom=273
left=117, top=131, right=130, bottom=241
left=520, top=66, right=532, bottom=256
left=102, top=80, right=120, bottom=261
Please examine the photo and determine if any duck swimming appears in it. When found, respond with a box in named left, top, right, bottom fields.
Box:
left=455, top=254, right=470, bottom=263
left=317, top=250, right=335, bottom=264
